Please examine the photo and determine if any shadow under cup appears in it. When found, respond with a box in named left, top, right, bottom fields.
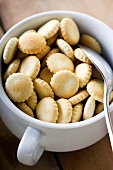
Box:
left=0, top=11, right=113, bottom=166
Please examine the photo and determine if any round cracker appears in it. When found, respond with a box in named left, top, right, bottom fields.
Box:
left=75, top=63, right=92, bottom=88
left=33, top=78, right=54, bottom=99
left=60, top=18, right=80, bottom=45
left=39, top=67, right=53, bottom=85
left=95, top=103, right=104, bottom=115
left=37, top=20, right=60, bottom=39
left=26, top=90, right=38, bottom=110
left=56, top=39, right=75, bottom=61
left=87, top=79, right=104, bottom=102
left=41, top=48, right=59, bottom=69
left=50, top=70, right=79, bottom=98
left=71, top=103, right=83, bottom=122
left=95, top=90, right=113, bottom=114
left=47, top=32, right=58, bottom=46
left=5, top=73, right=33, bottom=102
left=46, top=53, right=74, bottom=73
left=16, top=102, right=34, bottom=117
left=36, top=45, right=51, bottom=60
left=36, top=97, right=59, bottom=123
left=19, top=56, right=40, bottom=79
left=3, top=37, right=18, bottom=64
left=74, top=48, right=92, bottom=64
left=68, top=89, right=89, bottom=105
left=57, top=98, right=72, bottom=123
left=83, top=96, right=96, bottom=120
left=21, top=29, right=36, bottom=35
left=18, top=32, right=46, bottom=54
left=80, top=34, right=102, bottom=54
left=3, top=59, right=21, bottom=80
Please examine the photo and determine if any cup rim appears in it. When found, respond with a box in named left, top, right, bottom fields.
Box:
left=1, top=10, right=113, bottom=41
left=0, top=10, right=113, bottom=129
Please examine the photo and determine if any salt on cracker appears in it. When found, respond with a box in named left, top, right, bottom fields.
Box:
left=36, top=97, right=59, bottom=123
left=57, top=98, right=72, bottom=123
left=37, top=19, right=60, bottom=39
left=75, top=63, right=92, bottom=88
left=50, top=70, right=79, bottom=98
left=60, top=18, right=80, bottom=45
left=71, top=103, right=83, bottom=122
left=19, top=56, right=40, bottom=79
left=3, top=37, right=18, bottom=64
left=83, top=96, right=96, bottom=120
left=33, top=78, right=54, bottom=99
left=46, top=53, right=74, bottom=73
left=5, top=73, right=33, bottom=102
left=18, top=32, right=46, bottom=54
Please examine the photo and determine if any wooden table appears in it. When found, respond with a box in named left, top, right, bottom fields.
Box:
left=0, top=0, right=113, bottom=169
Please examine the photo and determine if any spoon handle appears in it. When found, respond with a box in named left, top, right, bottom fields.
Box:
left=104, top=81, right=113, bottom=150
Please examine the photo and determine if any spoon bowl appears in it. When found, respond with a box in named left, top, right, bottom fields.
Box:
left=78, top=45, right=113, bottom=85
left=79, top=44, right=113, bottom=150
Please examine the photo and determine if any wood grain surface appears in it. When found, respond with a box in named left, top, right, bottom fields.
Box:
left=0, top=0, right=113, bottom=169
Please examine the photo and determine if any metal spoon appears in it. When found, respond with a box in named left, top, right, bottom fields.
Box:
left=78, top=44, right=113, bottom=150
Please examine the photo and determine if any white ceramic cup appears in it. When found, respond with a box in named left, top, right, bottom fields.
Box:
left=0, top=11, right=113, bottom=166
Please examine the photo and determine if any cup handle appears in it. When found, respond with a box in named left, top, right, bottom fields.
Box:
left=17, top=126, right=44, bottom=166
